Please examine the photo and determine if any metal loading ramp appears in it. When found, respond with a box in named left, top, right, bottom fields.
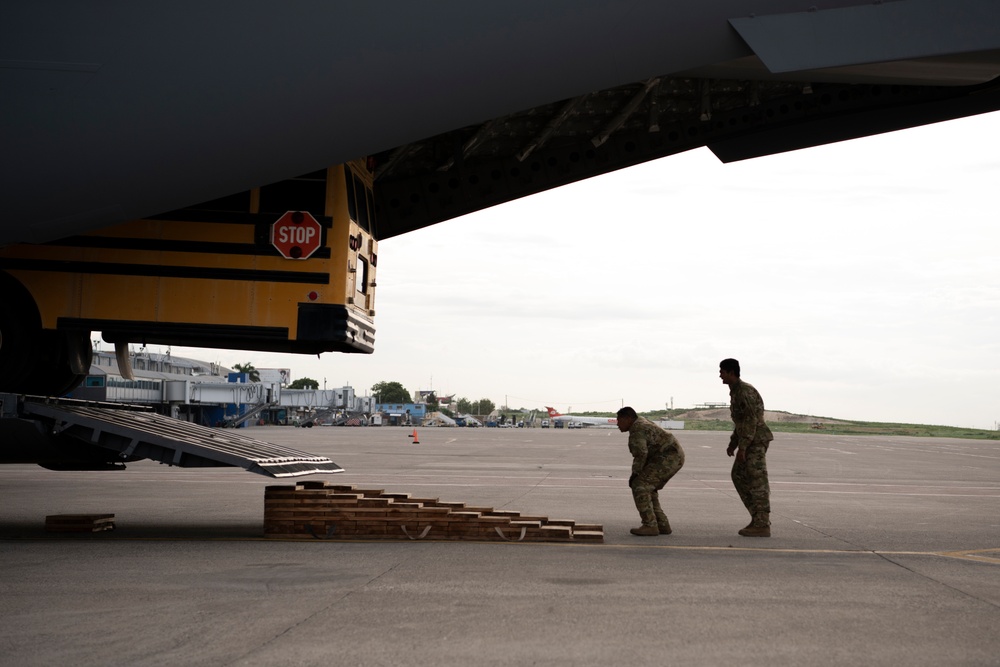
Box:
left=20, top=399, right=343, bottom=478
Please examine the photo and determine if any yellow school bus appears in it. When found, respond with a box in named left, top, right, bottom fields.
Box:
left=0, top=161, right=378, bottom=396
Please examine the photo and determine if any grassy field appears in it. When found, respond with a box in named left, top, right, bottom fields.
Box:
left=668, top=418, right=1000, bottom=440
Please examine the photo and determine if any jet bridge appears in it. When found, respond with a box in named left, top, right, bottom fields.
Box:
left=1, top=394, right=343, bottom=478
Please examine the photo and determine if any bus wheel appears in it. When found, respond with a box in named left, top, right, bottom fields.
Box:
left=37, top=330, right=93, bottom=396
left=0, top=280, right=42, bottom=394
left=0, top=271, right=92, bottom=397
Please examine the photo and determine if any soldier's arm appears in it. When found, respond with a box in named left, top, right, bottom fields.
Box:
left=628, top=432, right=648, bottom=474
left=733, top=391, right=759, bottom=451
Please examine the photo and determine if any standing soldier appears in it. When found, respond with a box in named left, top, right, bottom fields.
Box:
left=616, top=406, right=685, bottom=536
left=719, top=358, right=774, bottom=537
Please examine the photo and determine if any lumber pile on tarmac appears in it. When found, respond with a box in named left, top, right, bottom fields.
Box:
left=264, top=481, right=603, bottom=543
left=45, top=514, right=116, bottom=533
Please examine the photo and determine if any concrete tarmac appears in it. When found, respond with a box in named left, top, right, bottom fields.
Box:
left=1, top=426, right=998, bottom=666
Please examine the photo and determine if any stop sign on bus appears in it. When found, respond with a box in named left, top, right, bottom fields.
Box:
left=271, top=211, right=323, bottom=259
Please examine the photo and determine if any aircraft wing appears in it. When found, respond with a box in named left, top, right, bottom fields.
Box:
left=3, top=1, right=1000, bottom=246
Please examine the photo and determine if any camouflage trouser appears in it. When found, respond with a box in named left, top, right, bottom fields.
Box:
left=632, top=450, right=685, bottom=528
left=732, top=441, right=770, bottom=527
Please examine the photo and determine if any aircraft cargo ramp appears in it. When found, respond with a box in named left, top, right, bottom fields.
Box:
left=6, top=395, right=343, bottom=478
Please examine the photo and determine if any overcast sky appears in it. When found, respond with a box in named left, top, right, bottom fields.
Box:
left=159, top=111, right=1000, bottom=430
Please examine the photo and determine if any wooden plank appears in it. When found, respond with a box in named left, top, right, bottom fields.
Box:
left=572, top=530, right=604, bottom=541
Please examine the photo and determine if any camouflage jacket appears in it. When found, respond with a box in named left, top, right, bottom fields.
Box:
left=627, top=416, right=683, bottom=474
left=729, top=380, right=774, bottom=450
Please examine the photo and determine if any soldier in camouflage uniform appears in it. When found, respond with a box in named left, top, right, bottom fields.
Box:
left=719, top=358, right=773, bottom=537
left=616, top=406, right=685, bottom=536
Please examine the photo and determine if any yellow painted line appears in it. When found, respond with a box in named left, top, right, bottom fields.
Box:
left=8, top=536, right=999, bottom=564
left=595, top=543, right=1000, bottom=564
left=936, top=548, right=1000, bottom=564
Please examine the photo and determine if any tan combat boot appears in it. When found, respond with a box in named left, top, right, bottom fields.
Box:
left=658, top=522, right=672, bottom=535
left=630, top=525, right=659, bottom=536
left=738, top=525, right=771, bottom=537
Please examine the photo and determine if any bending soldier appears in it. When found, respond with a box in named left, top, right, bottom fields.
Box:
left=616, top=406, right=685, bottom=536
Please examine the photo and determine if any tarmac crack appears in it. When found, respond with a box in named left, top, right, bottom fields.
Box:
left=786, top=517, right=870, bottom=551
left=221, top=560, right=404, bottom=666
left=500, top=471, right=552, bottom=509
left=873, top=552, right=1000, bottom=611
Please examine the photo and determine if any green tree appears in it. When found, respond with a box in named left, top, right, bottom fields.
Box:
left=233, top=362, right=260, bottom=382
left=289, top=377, right=319, bottom=390
left=472, top=398, right=495, bottom=415
left=456, top=397, right=473, bottom=414
left=371, top=381, right=410, bottom=404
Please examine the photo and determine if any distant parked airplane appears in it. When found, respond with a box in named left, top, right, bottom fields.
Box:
left=544, top=407, right=617, bottom=428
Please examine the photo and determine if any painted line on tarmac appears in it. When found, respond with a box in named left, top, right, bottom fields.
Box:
left=936, top=548, right=1000, bottom=565
left=568, top=543, right=1000, bottom=565
left=17, top=535, right=997, bottom=564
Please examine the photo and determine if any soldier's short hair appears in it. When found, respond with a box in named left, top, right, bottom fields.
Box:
left=616, top=406, right=638, bottom=420
left=720, top=358, right=741, bottom=376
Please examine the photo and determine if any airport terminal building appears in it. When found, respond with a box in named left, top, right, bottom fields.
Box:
left=67, top=349, right=377, bottom=428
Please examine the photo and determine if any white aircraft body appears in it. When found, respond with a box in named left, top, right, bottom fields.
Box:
left=545, top=408, right=617, bottom=428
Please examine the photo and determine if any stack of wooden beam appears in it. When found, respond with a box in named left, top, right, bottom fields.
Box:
left=45, top=514, right=116, bottom=533
left=264, top=482, right=603, bottom=543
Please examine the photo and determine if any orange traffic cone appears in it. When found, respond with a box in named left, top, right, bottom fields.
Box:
left=411, top=428, right=419, bottom=444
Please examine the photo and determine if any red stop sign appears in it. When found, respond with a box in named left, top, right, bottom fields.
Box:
left=271, top=211, right=322, bottom=259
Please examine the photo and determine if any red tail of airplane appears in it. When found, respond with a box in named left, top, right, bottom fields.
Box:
left=545, top=407, right=562, bottom=418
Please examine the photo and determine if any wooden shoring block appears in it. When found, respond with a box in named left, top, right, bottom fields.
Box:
left=264, top=490, right=337, bottom=499
left=264, top=497, right=356, bottom=505
left=401, top=497, right=441, bottom=506
left=411, top=506, right=452, bottom=516
left=446, top=525, right=491, bottom=537
left=460, top=506, right=495, bottom=514
left=298, top=481, right=333, bottom=489
left=571, top=530, right=604, bottom=542
left=264, top=491, right=330, bottom=500
left=537, top=525, right=572, bottom=538
left=264, top=485, right=298, bottom=494
left=264, top=500, right=360, bottom=511
left=339, top=508, right=388, bottom=517
left=261, top=484, right=603, bottom=544
left=357, top=497, right=392, bottom=507
left=264, top=513, right=350, bottom=522
left=572, top=523, right=604, bottom=532
left=45, top=513, right=115, bottom=524
left=45, top=514, right=116, bottom=533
